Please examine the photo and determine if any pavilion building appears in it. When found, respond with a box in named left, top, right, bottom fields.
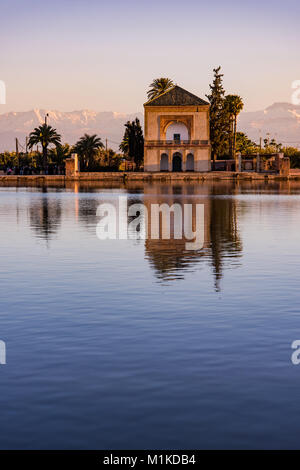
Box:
left=143, top=85, right=211, bottom=172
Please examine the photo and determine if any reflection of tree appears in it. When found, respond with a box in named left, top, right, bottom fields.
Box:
left=77, top=195, right=143, bottom=232
left=209, top=188, right=242, bottom=291
left=29, top=188, right=62, bottom=241
left=145, top=239, right=205, bottom=282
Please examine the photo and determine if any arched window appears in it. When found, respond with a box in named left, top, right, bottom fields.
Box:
left=160, top=153, right=169, bottom=171
left=186, top=153, right=194, bottom=171
left=166, top=122, right=189, bottom=141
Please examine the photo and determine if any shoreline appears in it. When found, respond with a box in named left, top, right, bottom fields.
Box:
left=0, top=171, right=299, bottom=183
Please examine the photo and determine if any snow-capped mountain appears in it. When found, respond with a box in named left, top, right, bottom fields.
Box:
left=0, top=109, right=143, bottom=152
left=238, top=102, right=300, bottom=147
left=0, top=103, right=300, bottom=152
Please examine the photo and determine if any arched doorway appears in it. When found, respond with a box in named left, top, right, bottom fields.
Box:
left=186, top=153, right=194, bottom=171
left=160, top=153, right=169, bottom=171
left=172, top=153, right=182, bottom=172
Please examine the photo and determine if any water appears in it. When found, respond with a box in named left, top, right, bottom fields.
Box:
left=0, top=179, right=300, bottom=449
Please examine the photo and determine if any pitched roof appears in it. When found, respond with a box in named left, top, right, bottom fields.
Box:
left=144, top=85, right=209, bottom=107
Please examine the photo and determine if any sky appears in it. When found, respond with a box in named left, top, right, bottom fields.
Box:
left=0, top=0, right=299, bottom=114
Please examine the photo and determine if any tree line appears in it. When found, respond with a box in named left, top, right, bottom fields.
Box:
left=0, top=129, right=124, bottom=174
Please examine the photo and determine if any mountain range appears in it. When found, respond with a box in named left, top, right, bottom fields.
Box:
left=0, top=109, right=143, bottom=152
left=0, top=103, right=299, bottom=152
left=238, top=102, right=300, bottom=148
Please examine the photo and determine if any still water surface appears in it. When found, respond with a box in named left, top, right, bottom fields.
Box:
left=0, top=180, right=300, bottom=449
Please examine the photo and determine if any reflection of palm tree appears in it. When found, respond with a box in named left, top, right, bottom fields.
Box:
left=147, top=78, right=174, bottom=101
left=29, top=188, right=62, bottom=241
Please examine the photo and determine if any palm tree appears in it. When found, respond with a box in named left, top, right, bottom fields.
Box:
left=119, top=134, right=129, bottom=155
left=224, top=95, right=244, bottom=160
left=49, top=143, right=71, bottom=166
left=28, top=124, right=61, bottom=171
left=147, top=78, right=174, bottom=101
left=73, top=134, right=104, bottom=171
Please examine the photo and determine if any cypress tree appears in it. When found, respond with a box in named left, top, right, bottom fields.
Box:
left=120, top=118, right=144, bottom=170
left=206, top=67, right=228, bottom=161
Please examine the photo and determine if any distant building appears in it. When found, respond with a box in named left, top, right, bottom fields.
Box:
left=144, top=85, right=211, bottom=172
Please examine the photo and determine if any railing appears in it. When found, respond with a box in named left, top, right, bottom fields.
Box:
left=145, top=140, right=209, bottom=146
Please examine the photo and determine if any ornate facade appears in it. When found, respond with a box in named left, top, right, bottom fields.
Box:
left=144, top=85, right=211, bottom=172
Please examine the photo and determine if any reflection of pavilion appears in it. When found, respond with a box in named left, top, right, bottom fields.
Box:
left=143, top=183, right=242, bottom=289
left=143, top=184, right=210, bottom=282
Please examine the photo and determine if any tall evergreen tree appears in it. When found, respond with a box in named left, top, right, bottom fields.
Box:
left=206, top=67, right=228, bottom=161
left=120, top=118, right=144, bottom=170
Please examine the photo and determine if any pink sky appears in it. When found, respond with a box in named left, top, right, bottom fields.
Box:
left=1, top=0, right=299, bottom=114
